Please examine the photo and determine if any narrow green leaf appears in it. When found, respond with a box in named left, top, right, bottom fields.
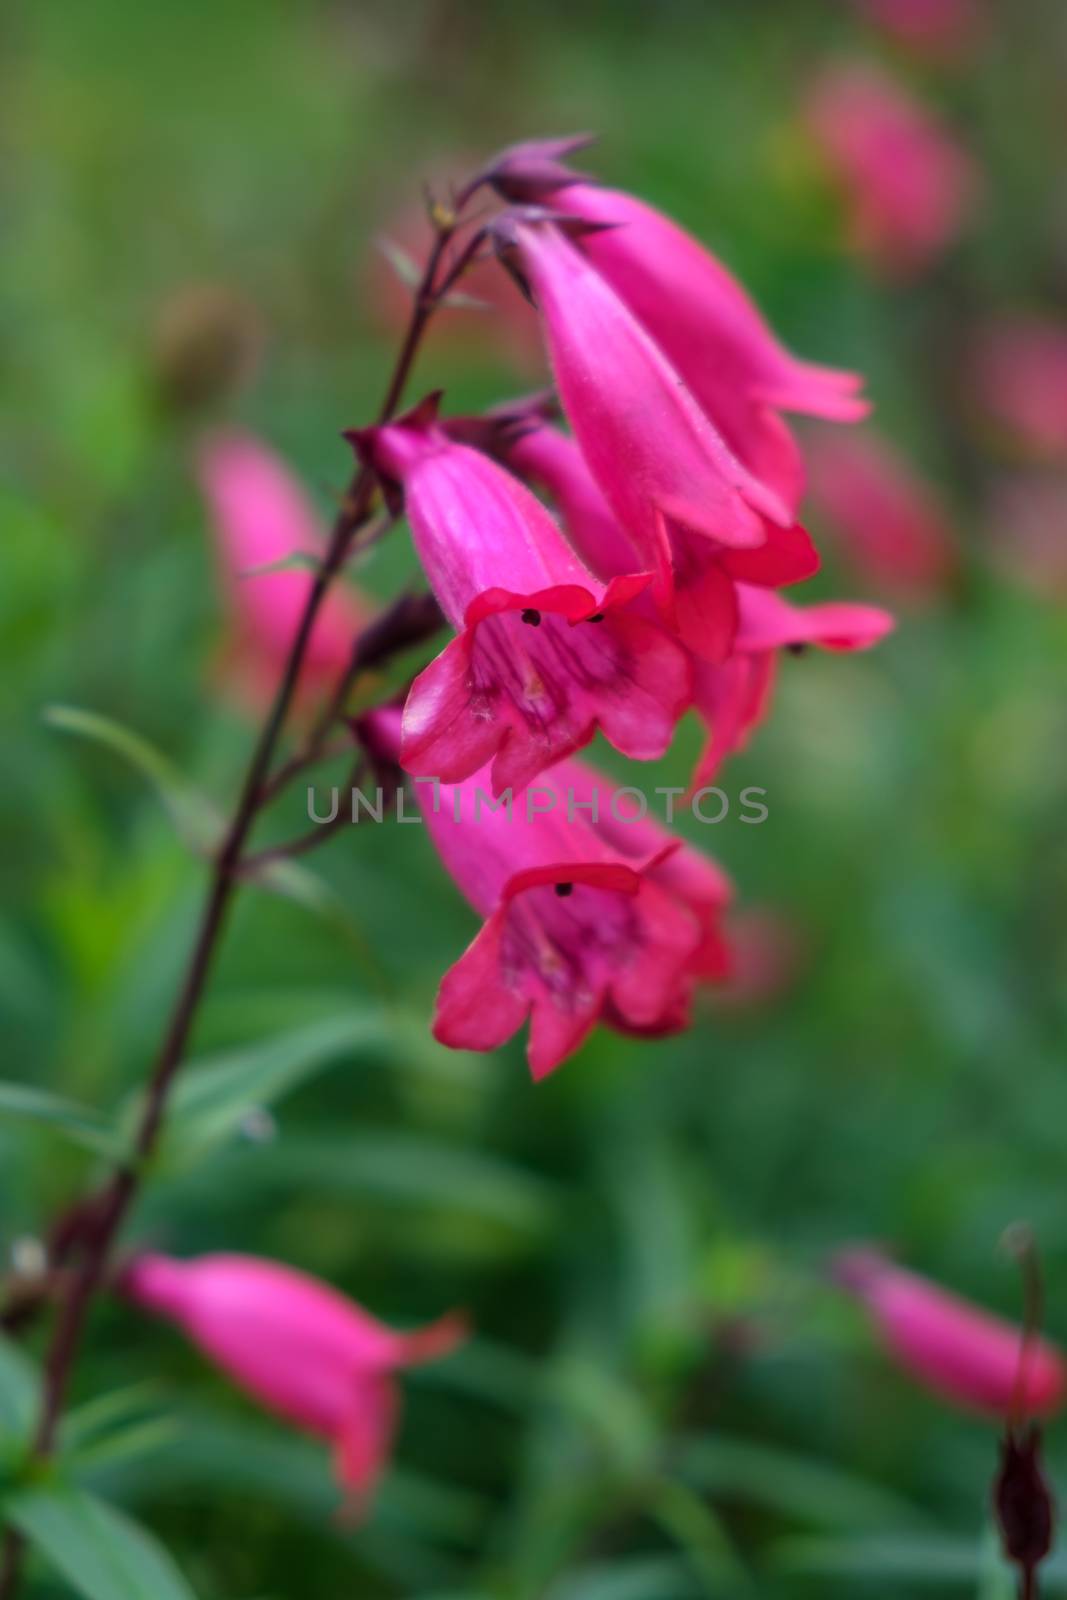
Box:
left=0, top=1082, right=121, bottom=1158
left=376, top=236, right=422, bottom=287
left=44, top=705, right=220, bottom=855
left=7, top=1483, right=198, bottom=1600
left=0, top=1333, right=39, bottom=1443
left=239, top=550, right=321, bottom=578
left=146, top=1012, right=387, bottom=1166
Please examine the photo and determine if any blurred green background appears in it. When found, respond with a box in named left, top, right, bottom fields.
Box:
left=3, top=1, right=1067, bottom=1595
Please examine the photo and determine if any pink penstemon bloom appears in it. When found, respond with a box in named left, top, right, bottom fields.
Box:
left=536, top=180, right=868, bottom=514
left=508, top=221, right=820, bottom=662
left=834, top=1247, right=1066, bottom=1417
left=689, top=584, right=894, bottom=788
left=121, top=1252, right=466, bottom=1516
left=804, top=64, right=978, bottom=280
left=985, top=473, right=1067, bottom=601
left=349, top=399, right=690, bottom=797
left=970, top=319, right=1067, bottom=462
left=852, top=0, right=982, bottom=60
left=363, top=709, right=710, bottom=1078
left=806, top=428, right=958, bottom=601
left=196, top=432, right=369, bottom=711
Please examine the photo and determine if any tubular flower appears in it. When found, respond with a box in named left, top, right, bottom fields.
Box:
left=804, top=64, right=978, bottom=280
left=197, top=432, right=368, bottom=710
left=350, top=401, right=690, bottom=796
left=121, top=1252, right=465, bottom=1516
left=834, top=1248, right=1066, bottom=1418
left=806, top=429, right=958, bottom=600
left=970, top=319, right=1067, bottom=462
left=690, top=585, right=894, bottom=787
left=852, top=0, right=982, bottom=59
left=360, top=710, right=705, bottom=1078
left=540, top=181, right=868, bottom=512
left=510, top=221, right=819, bottom=662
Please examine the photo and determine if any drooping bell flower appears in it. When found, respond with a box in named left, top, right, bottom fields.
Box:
left=532, top=181, right=868, bottom=513
left=508, top=220, right=819, bottom=662
left=833, top=1247, right=1066, bottom=1417
left=806, top=429, right=957, bottom=601
left=690, top=584, right=894, bottom=787
left=121, top=1252, right=466, bottom=1516
left=970, top=320, right=1067, bottom=462
left=804, top=64, right=978, bottom=280
left=197, top=432, right=369, bottom=711
left=348, top=398, right=690, bottom=796
left=361, top=709, right=704, bottom=1077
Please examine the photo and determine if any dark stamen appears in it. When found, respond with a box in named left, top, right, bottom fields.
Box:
left=521, top=608, right=541, bottom=626
left=587, top=612, right=605, bottom=623
left=786, top=642, right=809, bottom=657
left=554, top=881, right=574, bottom=898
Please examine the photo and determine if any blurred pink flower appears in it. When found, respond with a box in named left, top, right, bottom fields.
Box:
left=350, top=401, right=690, bottom=796
left=806, top=429, right=958, bottom=599
left=196, top=432, right=369, bottom=711
left=804, top=64, right=978, bottom=279
left=122, top=1252, right=466, bottom=1516
left=834, top=1248, right=1066, bottom=1417
left=971, top=320, right=1067, bottom=461
left=986, top=473, right=1067, bottom=599
left=714, top=906, right=807, bottom=1010
left=543, top=181, right=867, bottom=512
left=852, top=0, right=983, bottom=59
left=690, top=584, right=894, bottom=787
left=512, top=221, right=819, bottom=662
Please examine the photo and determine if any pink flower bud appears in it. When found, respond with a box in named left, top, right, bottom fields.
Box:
left=350, top=400, right=690, bottom=796
left=834, top=1248, right=1066, bottom=1417
left=196, top=432, right=369, bottom=711
left=122, top=1253, right=465, bottom=1516
left=805, top=64, right=978, bottom=280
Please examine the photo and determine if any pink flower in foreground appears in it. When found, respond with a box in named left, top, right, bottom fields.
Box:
left=362, top=711, right=713, bottom=1077
left=122, top=1253, right=465, bottom=1515
left=805, top=65, right=978, bottom=279
left=806, top=430, right=958, bottom=600
left=853, top=0, right=982, bottom=59
left=834, top=1248, right=1066, bottom=1417
left=511, top=221, right=818, bottom=661
left=690, top=584, right=894, bottom=787
left=542, top=181, right=867, bottom=513
left=971, top=320, right=1067, bottom=462
left=197, top=432, right=369, bottom=710
left=350, top=400, right=689, bottom=796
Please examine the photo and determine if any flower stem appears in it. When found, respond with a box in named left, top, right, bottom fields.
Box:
left=0, top=201, right=462, bottom=1600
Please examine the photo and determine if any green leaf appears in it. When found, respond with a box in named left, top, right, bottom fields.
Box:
left=6, top=1483, right=198, bottom=1600
left=543, top=1556, right=701, bottom=1600
left=146, top=1012, right=387, bottom=1167
left=0, top=1332, right=39, bottom=1443
left=376, top=236, right=421, bottom=287
left=239, top=550, right=321, bottom=578
left=0, top=1082, right=121, bottom=1158
left=768, top=1532, right=983, bottom=1585
left=44, top=705, right=220, bottom=855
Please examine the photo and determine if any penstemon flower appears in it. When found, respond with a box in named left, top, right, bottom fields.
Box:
left=121, top=1252, right=466, bottom=1516
left=350, top=398, right=690, bottom=795
left=507, top=219, right=819, bottom=661
left=197, top=431, right=369, bottom=710
left=834, top=1247, right=1065, bottom=1417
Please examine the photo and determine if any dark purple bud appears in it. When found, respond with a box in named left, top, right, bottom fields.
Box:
left=994, top=1425, right=1055, bottom=1586
left=443, top=390, right=560, bottom=455
left=468, top=133, right=598, bottom=203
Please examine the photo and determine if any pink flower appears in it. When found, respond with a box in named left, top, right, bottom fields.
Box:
left=197, top=432, right=369, bottom=711
left=542, top=181, right=868, bottom=512
left=121, top=1252, right=465, bottom=1515
left=852, top=0, right=983, bottom=59
left=805, top=64, right=978, bottom=279
left=690, top=584, right=894, bottom=786
left=971, top=320, right=1067, bottom=462
left=500, top=420, right=643, bottom=581
left=714, top=906, right=806, bottom=1010
left=350, top=401, right=690, bottom=796
left=834, top=1248, right=1066, bottom=1418
left=511, top=221, right=819, bottom=661
left=806, top=429, right=958, bottom=600
left=354, top=706, right=709, bottom=1078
